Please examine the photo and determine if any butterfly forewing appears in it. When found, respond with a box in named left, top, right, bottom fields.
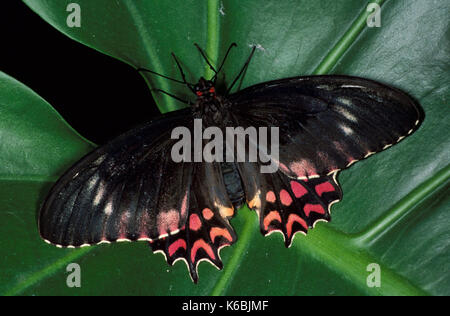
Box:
left=39, top=109, right=194, bottom=247
left=229, top=75, right=422, bottom=179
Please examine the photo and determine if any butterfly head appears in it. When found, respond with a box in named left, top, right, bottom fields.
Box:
left=193, top=77, right=216, bottom=101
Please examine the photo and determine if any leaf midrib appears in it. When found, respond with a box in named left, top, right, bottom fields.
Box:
left=4, top=246, right=92, bottom=296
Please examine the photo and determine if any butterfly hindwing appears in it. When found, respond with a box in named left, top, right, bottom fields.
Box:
left=150, top=161, right=237, bottom=282
left=237, top=161, right=341, bottom=246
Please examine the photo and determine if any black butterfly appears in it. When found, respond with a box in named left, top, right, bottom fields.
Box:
left=39, top=43, right=423, bottom=283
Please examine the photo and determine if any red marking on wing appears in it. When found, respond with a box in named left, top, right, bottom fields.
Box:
left=265, top=191, right=276, bottom=203
left=189, top=214, right=202, bottom=231
left=263, top=210, right=282, bottom=231
left=286, top=214, right=308, bottom=238
left=210, top=227, right=233, bottom=243
left=280, top=189, right=293, bottom=206
left=315, top=181, right=335, bottom=196
left=191, top=239, right=216, bottom=262
left=202, top=208, right=214, bottom=220
left=168, top=238, right=187, bottom=257
left=290, top=181, right=307, bottom=198
left=304, top=204, right=326, bottom=217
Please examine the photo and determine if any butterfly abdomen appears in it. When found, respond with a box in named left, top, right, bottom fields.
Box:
left=221, top=162, right=245, bottom=210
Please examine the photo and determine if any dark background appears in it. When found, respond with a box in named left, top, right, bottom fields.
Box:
left=1, top=1, right=160, bottom=144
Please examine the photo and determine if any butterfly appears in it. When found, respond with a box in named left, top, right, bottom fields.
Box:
left=39, top=43, right=423, bottom=283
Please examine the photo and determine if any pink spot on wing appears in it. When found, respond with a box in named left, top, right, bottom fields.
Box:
left=157, top=210, right=180, bottom=236
left=118, top=211, right=130, bottom=239
left=189, top=214, right=202, bottom=231
left=280, top=189, right=293, bottom=206
left=139, top=211, right=151, bottom=238
left=315, top=181, right=335, bottom=196
left=168, top=238, right=187, bottom=257
left=286, top=214, right=308, bottom=238
left=263, top=210, right=282, bottom=231
left=290, top=181, right=307, bottom=198
left=289, top=160, right=317, bottom=178
left=265, top=191, right=276, bottom=203
left=304, top=204, right=326, bottom=217
left=210, top=227, right=233, bottom=243
left=180, top=191, right=188, bottom=217
left=202, top=208, right=214, bottom=220
left=279, top=162, right=290, bottom=173
left=191, top=239, right=216, bottom=262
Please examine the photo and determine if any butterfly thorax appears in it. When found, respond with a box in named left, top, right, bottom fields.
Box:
left=192, top=77, right=231, bottom=125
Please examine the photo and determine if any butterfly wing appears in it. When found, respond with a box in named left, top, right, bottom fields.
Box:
left=240, top=162, right=341, bottom=247
left=39, top=108, right=238, bottom=281
left=39, top=108, right=194, bottom=247
left=150, top=161, right=237, bottom=282
left=228, top=75, right=422, bottom=244
left=229, top=75, right=423, bottom=179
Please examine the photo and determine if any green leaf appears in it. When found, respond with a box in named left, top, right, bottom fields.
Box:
left=1, top=0, right=448, bottom=295
left=0, top=72, right=94, bottom=181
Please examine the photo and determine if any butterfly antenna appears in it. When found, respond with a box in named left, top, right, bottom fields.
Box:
left=171, top=52, right=196, bottom=93
left=213, top=42, right=237, bottom=83
left=226, top=45, right=256, bottom=95
left=194, top=43, right=218, bottom=77
left=136, top=67, right=188, bottom=85
left=152, top=88, right=193, bottom=105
